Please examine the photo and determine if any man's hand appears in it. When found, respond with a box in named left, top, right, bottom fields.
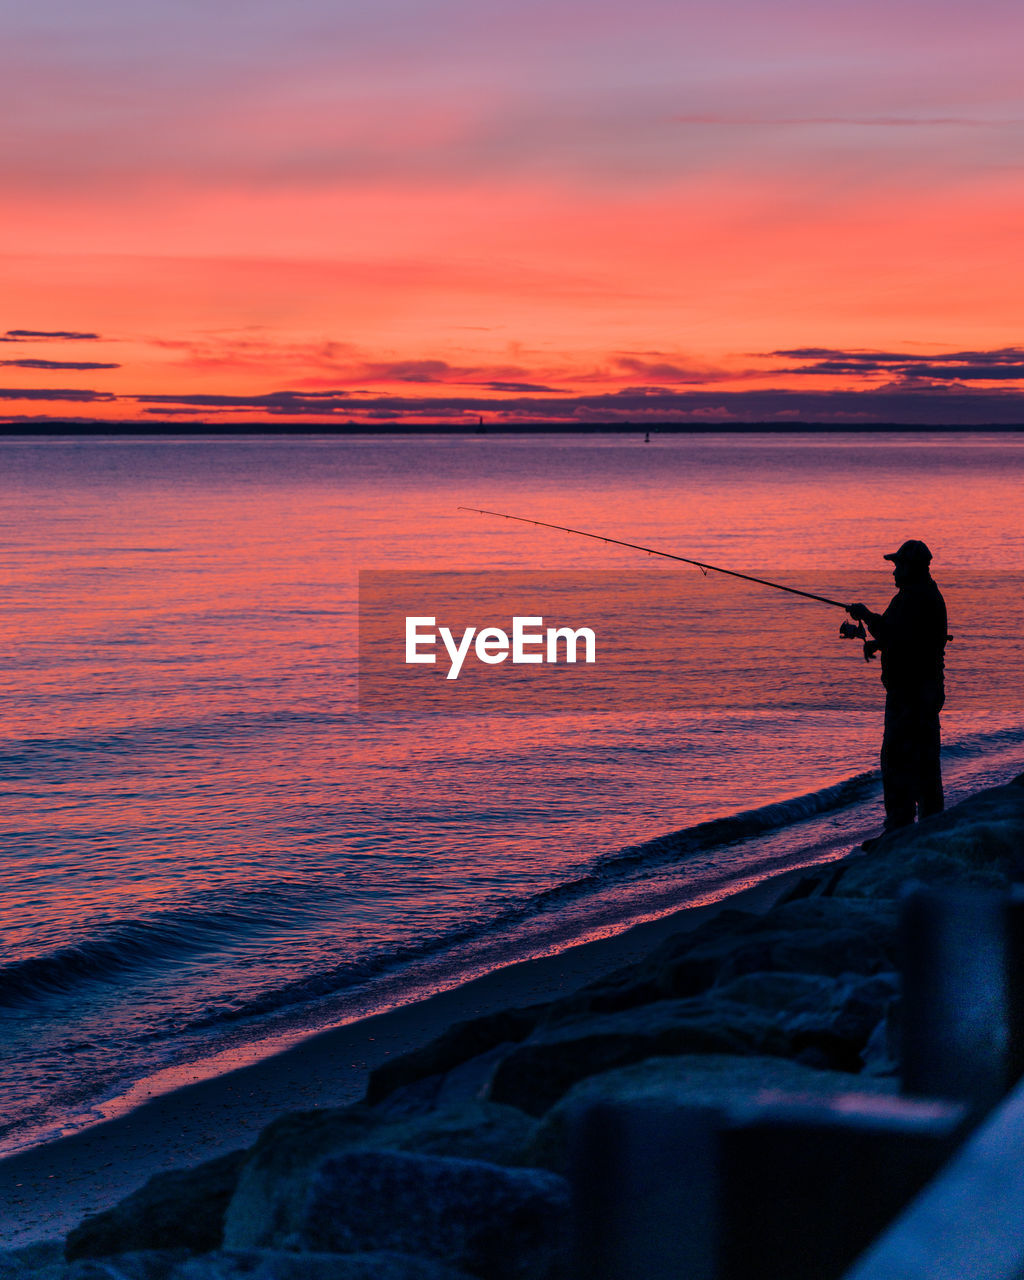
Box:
left=847, top=602, right=870, bottom=621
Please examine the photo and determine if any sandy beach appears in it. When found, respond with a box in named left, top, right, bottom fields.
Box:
left=0, top=865, right=813, bottom=1250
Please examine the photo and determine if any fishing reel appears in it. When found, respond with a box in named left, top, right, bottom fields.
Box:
left=839, top=617, right=879, bottom=662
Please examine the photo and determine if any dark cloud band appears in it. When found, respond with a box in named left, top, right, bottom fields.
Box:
left=0, top=388, right=114, bottom=401
left=130, top=386, right=1024, bottom=425
left=772, top=346, right=1024, bottom=384
left=0, top=359, right=120, bottom=371
left=4, top=330, right=102, bottom=342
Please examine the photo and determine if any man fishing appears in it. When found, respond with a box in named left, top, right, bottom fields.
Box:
left=460, top=508, right=949, bottom=841
left=847, top=540, right=948, bottom=839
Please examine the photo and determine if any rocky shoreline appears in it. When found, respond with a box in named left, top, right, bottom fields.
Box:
left=4, top=773, right=1024, bottom=1279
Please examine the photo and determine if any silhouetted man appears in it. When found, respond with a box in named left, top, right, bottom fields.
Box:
left=848, top=540, right=948, bottom=837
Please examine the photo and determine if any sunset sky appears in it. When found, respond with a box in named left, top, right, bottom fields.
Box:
left=4, top=0, right=1024, bottom=425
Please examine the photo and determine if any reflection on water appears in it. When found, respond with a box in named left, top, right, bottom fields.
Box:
left=1, top=431, right=1022, bottom=1152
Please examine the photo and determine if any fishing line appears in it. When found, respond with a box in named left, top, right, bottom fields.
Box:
left=458, top=506, right=852, bottom=611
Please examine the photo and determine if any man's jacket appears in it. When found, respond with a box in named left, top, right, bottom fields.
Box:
left=864, top=577, right=947, bottom=702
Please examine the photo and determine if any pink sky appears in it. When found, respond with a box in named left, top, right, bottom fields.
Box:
left=3, top=0, right=1024, bottom=424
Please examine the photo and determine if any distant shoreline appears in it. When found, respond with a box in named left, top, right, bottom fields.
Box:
left=2, top=422, right=1024, bottom=436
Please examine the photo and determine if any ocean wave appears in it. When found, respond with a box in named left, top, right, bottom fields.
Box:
left=0, top=709, right=353, bottom=780
left=8, top=730, right=1017, bottom=1024
left=594, top=771, right=881, bottom=873
left=179, top=766, right=885, bottom=1031
left=942, top=723, right=1024, bottom=758
left=0, top=909, right=274, bottom=1010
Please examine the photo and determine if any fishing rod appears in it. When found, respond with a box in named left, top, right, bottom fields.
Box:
left=458, top=505, right=854, bottom=612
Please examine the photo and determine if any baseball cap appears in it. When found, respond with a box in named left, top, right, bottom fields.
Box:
left=883, top=539, right=932, bottom=565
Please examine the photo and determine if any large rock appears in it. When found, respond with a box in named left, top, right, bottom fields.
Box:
left=833, top=847, right=1009, bottom=900
left=362, top=898, right=901, bottom=1122
left=224, top=1102, right=536, bottom=1249
left=0, top=1240, right=65, bottom=1280
left=370, top=1044, right=515, bottom=1119
left=832, top=774, right=1024, bottom=899
left=539, top=909, right=757, bottom=1021
left=524, top=1053, right=900, bottom=1174
left=711, top=970, right=899, bottom=1070
left=541, top=898, right=898, bottom=1025
left=366, top=1006, right=547, bottom=1106
left=488, top=996, right=795, bottom=1116
left=666, top=897, right=897, bottom=986
left=58, top=1254, right=189, bottom=1280
left=288, top=1150, right=569, bottom=1280
left=59, top=1253, right=472, bottom=1279
left=65, top=1150, right=248, bottom=1261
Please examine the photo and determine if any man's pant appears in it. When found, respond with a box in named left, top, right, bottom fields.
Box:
left=881, top=693, right=944, bottom=830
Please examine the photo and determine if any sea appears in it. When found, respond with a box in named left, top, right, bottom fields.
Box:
left=2, top=431, right=1023, bottom=1157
